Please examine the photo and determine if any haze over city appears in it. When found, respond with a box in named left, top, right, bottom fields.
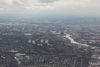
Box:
left=0, top=0, right=100, bottom=17
left=0, top=0, right=100, bottom=67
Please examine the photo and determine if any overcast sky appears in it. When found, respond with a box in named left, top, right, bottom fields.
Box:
left=0, top=0, right=100, bottom=17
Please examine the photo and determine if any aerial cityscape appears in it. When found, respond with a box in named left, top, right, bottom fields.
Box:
left=0, top=0, right=100, bottom=67
left=0, top=18, right=99, bottom=67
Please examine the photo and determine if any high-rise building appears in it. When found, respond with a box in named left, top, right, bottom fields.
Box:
left=40, top=40, right=44, bottom=43
left=28, top=40, right=31, bottom=43
left=45, top=40, right=49, bottom=43
left=32, top=40, right=35, bottom=44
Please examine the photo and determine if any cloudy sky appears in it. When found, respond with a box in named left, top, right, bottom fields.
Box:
left=0, top=0, right=100, bottom=17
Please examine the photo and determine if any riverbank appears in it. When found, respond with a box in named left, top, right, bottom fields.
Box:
left=63, top=34, right=89, bottom=47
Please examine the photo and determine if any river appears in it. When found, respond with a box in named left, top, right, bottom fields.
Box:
left=63, top=34, right=89, bottom=47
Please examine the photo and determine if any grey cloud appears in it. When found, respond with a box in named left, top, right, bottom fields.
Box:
left=0, top=0, right=100, bottom=16
left=12, top=0, right=26, bottom=5
left=38, top=0, right=59, bottom=3
left=13, top=1, right=20, bottom=5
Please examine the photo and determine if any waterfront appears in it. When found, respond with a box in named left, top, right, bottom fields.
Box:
left=63, top=34, right=89, bottom=47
